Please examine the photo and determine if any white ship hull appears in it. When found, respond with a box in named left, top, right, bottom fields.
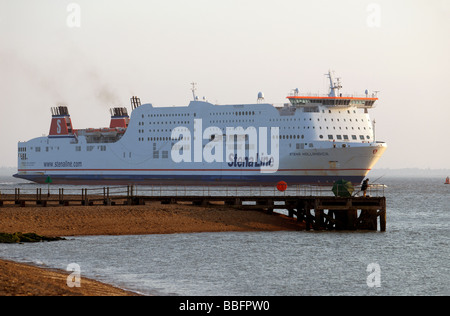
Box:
left=15, top=146, right=386, bottom=185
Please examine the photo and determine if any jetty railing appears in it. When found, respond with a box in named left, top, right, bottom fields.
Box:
left=0, top=183, right=385, bottom=199
left=0, top=183, right=385, bottom=206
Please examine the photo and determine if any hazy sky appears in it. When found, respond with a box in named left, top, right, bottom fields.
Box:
left=1, top=0, right=449, bottom=169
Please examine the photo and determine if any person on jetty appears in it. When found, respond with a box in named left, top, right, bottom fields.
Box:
left=361, top=178, right=369, bottom=197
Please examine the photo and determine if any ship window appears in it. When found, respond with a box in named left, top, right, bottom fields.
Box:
left=366, top=135, right=371, bottom=139
left=352, top=135, right=357, bottom=140
left=328, top=135, right=333, bottom=140
left=162, top=151, right=169, bottom=159
left=319, top=135, right=324, bottom=139
left=359, top=135, right=365, bottom=140
left=336, top=135, right=342, bottom=140
left=343, top=135, right=349, bottom=140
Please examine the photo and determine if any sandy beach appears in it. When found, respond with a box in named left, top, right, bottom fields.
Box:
left=0, top=202, right=302, bottom=296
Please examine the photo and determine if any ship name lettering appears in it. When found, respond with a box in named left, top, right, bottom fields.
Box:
left=301, top=152, right=329, bottom=156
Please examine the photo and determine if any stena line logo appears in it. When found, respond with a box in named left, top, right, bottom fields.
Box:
left=170, top=119, right=280, bottom=173
left=56, top=119, right=62, bottom=134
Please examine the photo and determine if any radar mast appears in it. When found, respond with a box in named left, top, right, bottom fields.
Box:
left=326, top=70, right=342, bottom=97
left=191, top=82, right=198, bottom=101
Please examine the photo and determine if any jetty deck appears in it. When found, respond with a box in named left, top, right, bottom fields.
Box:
left=0, top=185, right=386, bottom=231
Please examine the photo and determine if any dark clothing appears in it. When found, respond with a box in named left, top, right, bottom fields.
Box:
left=361, top=179, right=369, bottom=197
left=361, top=180, right=369, bottom=191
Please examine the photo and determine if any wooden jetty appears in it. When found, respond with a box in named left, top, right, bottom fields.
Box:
left=0, top=185, right=386, bottom=231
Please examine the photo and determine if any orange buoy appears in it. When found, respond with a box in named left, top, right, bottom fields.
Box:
left=277, top=181, right=287, bottom=192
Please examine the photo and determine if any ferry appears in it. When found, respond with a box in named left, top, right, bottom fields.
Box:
left=14, top=71, right=387, bottom=185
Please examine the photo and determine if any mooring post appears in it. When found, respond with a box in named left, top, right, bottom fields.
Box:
left=83, top=188, right=89, bottom=206
left=347, top=208, right=357, bottom=230
left=36, top=188, right=41, bottom=205
left=106, top=187, right=111, bottom=206
left=379, top=207, right=386, bottom=232
left=380, top=211, right=386, bottom=232
left=59, top=188, right=65, bottom=205
left=314, top=209, right=324, bottom=230
left=14, top=188, right=20, bottom=205
left=304, top=201, right=312, bottom=231
left=378, top=197, right=387, bottom=232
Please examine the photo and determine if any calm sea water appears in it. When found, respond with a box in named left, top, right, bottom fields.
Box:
left=0, top=175, right=448, bottom=296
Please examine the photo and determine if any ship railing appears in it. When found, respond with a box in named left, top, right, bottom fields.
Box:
left=288, top=92, right=378, bottom=99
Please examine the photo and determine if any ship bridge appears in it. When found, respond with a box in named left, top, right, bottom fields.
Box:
left=287, top=95, right=377, bottom=109
left=287, top=71, right=378, bottom=111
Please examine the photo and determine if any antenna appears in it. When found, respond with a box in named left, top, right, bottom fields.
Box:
left=326, top=70, right=343, bottom=97
left=191, top=82, right=197, bottom=101
left=336, top=77, right=342, bottom=96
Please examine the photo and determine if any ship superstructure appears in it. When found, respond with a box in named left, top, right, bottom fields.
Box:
left=15, top=71, right=387, bottom=185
